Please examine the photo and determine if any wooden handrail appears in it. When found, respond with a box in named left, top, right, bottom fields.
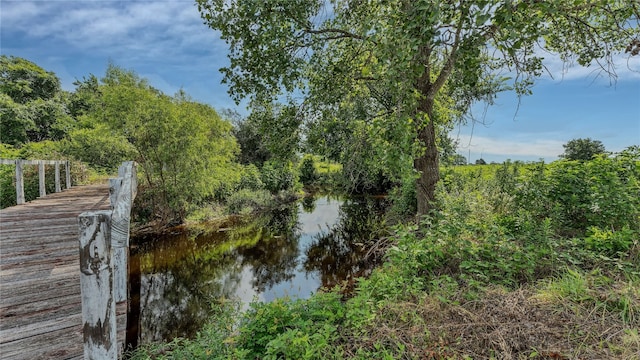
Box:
left=0, top=158, right=71, bottom=204
left=78, top=161, right=137, bottom=359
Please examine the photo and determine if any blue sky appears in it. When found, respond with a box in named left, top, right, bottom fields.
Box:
left=2, top=0, right=639, bottom=163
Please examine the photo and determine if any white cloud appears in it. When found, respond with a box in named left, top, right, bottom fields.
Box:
left=540, top=50, right=640, bottom=83
left=456, top=134, right=564, bottom=159
left=2, top=1, right=222, bottom=62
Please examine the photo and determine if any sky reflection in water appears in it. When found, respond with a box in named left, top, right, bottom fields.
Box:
left=131, top=195, right=385, bottom=344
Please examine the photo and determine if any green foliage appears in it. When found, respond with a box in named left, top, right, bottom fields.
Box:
left=516, top=151, right=640, bottom=236
left=260, top=160, right=296, bottom=194
left=0, top=55, right=60, bottom=104
left=73, top=65, right=241, bottom=224
left=126, top=301, right=239, bottom=360
left=62, top=124, right=136, bottom=171
left=0, top=143, right=21, bottom=207
left=232, top=112, right=272, bottom=166
left=225, top=188, right=272, bottom=215
left=130, top=152, right=640, bottom=358
left=67, top=75, right=101, bottom=117
left=560, top=138, right=606, bottom=161
left=237, top=164, right=264, bottom=191
left=0, top=56, right=73, bottom=145
left=235, top=291, right=345, bottom=360
left=299, top=155, right=318, bottom=186
left=584, top=226, right=636, bottom=256
left=197, top=0, right=638, bottom=214
left=387, top=173, right=418, bottom=220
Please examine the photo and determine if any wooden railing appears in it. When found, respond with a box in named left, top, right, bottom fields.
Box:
left=78, top=161, right=137, bottom=359
left=0, top=159, right=72, bottom=204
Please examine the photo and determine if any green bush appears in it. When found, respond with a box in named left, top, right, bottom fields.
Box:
left=261, top=160, right=296, bottom=193
left=62, top=124, right=137, bottom=171
left=514, top=151, right=639, bottom=236
left=238, top=164, right=264, bottom=191
left=387, top=174, right=417, bottom=220
left=225, top=188, right=272, bottom=215
left=299, top=155, right=318, bottom=186
left=235, top=291, right=344, bottom=360
left=584, top=226, right=636, bottom=256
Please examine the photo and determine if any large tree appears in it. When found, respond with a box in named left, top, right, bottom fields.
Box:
left=0, top=56, right=72, bottom=145
left=197, top=0, right=639, bottom=215
left=560, top=137, right=606, bottom=161
left=67, top=65, right=240, bottom=223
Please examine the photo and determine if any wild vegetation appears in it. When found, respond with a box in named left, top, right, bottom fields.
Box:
left=2, top=1, right=640, bottom=357
left=130, top=148, right=640, bottom=359
left=0, top=57, right=310, bottom=226
left=197, top=0, right=639, bottom=216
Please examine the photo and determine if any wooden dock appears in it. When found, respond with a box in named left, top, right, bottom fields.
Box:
left=0, top=184, right=127, bottom=360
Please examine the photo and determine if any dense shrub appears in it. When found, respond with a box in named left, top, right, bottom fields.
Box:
left=261, top=161, right=296, bottom=193
left=62, top=124, right=136, bottom=171
left=515, top=150, right=639, bottom=236
left=225, top=188, right=272, bottom=215
left=235, top=291, right=344, bottom=360
left=298, top=155, right=318, bottom=186
left=130, top=149, right=640, bottom=359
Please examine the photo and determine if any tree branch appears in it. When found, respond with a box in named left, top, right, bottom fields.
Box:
left=428, top=9, right=465, bottom=101
left=304, top=27, right=376, bottom=44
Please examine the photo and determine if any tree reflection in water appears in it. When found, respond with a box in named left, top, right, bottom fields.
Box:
left=129, top=195, right=387, bottom=344
left=303, top=196, right=389, bottom=289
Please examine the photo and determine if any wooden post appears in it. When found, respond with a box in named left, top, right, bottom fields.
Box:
left=15, top=160, right=25, bottom=205
left=78, top=210, right=117, bottom=360
left=65, top=160, right=71, bottom=189
left=109, top=161, right=137, bottom=302
left=55, top=161, right=61, bottom=193
left=38, top=160, right=46, bottom=197
left=109, top=178, right=126, bottom=303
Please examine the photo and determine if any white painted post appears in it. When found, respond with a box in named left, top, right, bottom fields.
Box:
left=38, top=160, right=46, bottom=197
left=78, top=210, right=117, bottom=360
left=109, top=161, right=137, bottom=302
left=15, top=160, right=25, bottom=205
left=65, top=160, right=71, bottom=189
left=109, top=177, right=126, bottom=303
left=55, top=161, right=61, bottom=193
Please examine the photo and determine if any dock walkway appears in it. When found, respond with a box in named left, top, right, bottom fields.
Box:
left=0, top=184, right=126, bottom=360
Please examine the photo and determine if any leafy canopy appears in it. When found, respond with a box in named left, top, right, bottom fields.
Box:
left=198, top=0, right=639, bottom=214
left=560, top=138, right=606, bottom=161
left=0, top=56, right=72, bottom=145
left=68, top=64, right=240, bottom=223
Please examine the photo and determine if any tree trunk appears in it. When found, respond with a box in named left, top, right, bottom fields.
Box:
left=414, top=103, right=439, bottom=217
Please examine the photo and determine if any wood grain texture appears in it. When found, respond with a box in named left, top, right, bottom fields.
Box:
left=0, top=184, right=127, bottom=360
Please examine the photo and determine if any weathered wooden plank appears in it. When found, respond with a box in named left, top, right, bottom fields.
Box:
left=0, top=262, right=77, bottom=285
left=0, top=167, right=134, bottom=360
left=0, top=294, right=82, bottom=330
left=0, top=227, right=78, bottom=240
left=1, top=230, right=79, bottom=248
left=0, top=278, right=80, bottom=308
left=0, top=250, right=78, bottom=268
left=0, top=182, right=117, bottom=360
left=0, top=246, right=77, bottom=257
left=0, top=312, right=82, bottom=343
left=0, top=325, right=83, bottom=360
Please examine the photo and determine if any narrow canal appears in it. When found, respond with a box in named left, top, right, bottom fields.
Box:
left=128, top=195, right=387, bottom=346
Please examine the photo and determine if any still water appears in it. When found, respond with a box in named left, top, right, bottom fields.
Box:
left=128, top=195, right=387, bottom=345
